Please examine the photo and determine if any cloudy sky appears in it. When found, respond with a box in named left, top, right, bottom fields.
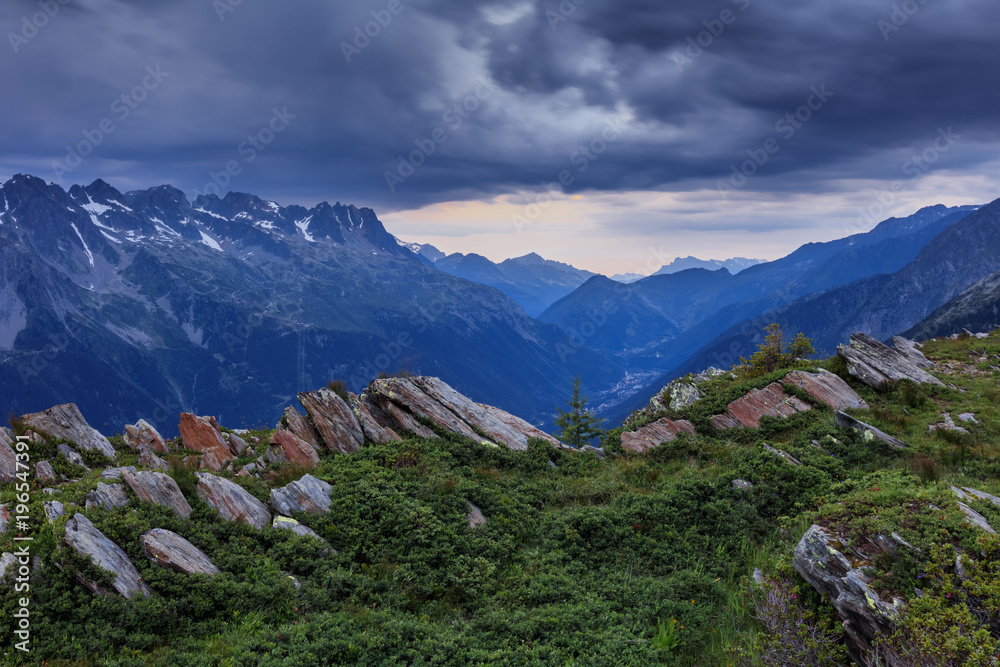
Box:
left=3, top=0, right=999, bottom=274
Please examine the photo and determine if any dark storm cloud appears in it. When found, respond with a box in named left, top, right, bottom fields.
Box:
left=1, top=0, right=998, bottom=210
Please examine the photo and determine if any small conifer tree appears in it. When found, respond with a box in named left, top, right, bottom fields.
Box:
left=555, top=376, right=605, bottom=447
left=734, top=324, right=815, bottom=379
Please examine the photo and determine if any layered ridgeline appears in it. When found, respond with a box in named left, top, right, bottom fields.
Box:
left=542, top=203, right=978, bottom=382
left=3, top=330, right=1000, bottom=664
left=0, top=175, right=620, bottom=436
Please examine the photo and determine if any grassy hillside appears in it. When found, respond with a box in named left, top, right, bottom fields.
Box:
left=3, top=331, right=1000, bottom=665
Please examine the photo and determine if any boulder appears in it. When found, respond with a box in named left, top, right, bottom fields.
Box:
left=64, top=513, right=152, bottom=599
left=272, top=515, right=331, bottom=547
left=140, top=528, right=219, bottom=576
left=655, top=367, right=728, bottom=411
left=951, top=487, right=999, bottom=533
left=837, top=333, right=944, bottom=388
left=711, top=383, right=812, bottom=430
left=35, top=460, right=57, bottom=482
left=620, top=418, right=697, bottom=453
left=349, top=395, right=402, bottom=444
left=21, top=404, right=116, bottom=458
left=123, top=419, right=167, bottom=452
left=281, top=406, right=323, bottom=451
left=892, top=337, right=935, bottom=370
left=0, top=438, right=17, bottom=482
left=196, top=473, right=271, bottom=529
left=0, top=504, right=10, bottom=534
left=783, top=369, right=869, bottom=411
left=834, top=412, right=907, bottom=449
left=178, top=413, right=234, bottom=471
left=225, top=432, right=248, bottom=456
left=85, top=483, right=130, bottom=510
left=267, top=430, right=320, bottom=467
left=732, top=479, right=754, bottom=491
left=101, top=466, right=137, bottom=480
left=929, top=413, right=970, bottom=435
left=269, top=474, right=333, bottom=515
left=794, top=525, right=902, bottom=665
left=121, top=470, right=192, bottom=518
left=297, top=388, right=365, bottom=454
left=0, top=552, right=17, bottom=580
left=138, top=449, right=169, bottom=471
left=43, top=500, right=65, bottom=522
left=466, top=502, right=487, bottom=529
left=58, top=443, right=87, bottom=469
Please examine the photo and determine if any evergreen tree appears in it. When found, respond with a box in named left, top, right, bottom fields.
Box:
left=555, top=376, right=604, bottom=447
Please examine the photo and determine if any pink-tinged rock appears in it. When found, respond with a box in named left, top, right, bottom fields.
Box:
left=368, top=378, right=481, bottom=440
left=281, top=406, right=323, bottom=451
left=121, top=470, right=192, bottom=518
left=350, top=395, right=402, bottom=444
left=381, top=399, right=438, bottom=439
left=712, top=383, right=812, bottom=430
left=0, top=504, right=10, bottom=535
left=140, top=528, right=219, bottom=576
left=123, top=419, right=168, bottom=453
left=475, top=402, right=567, bottom=451
left=269, top=474, right=333, bottom=515
left=196, top=473, right=271, bottom=529
left=620, top=418, right=697, bottom=453
left=178, top=413, right=234, bottom=471
left=268, top=431, right=320, bottom=467
left=21, top=404, right=116, bottom=458
left=64, top=513, right=151, bottom=599
left=138, top=448, right=169, bottom=471
left=296, top=389, right=365, bottom=454
left=783, top=369, right=869, bottom=411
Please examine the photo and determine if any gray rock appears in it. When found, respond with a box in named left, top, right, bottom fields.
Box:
left=794, top=525, right=902, bottom=665
left=138, top=449, right=169, bottom=471
left=837, top=333, right=944, bottom=389
left=121, top=470, right=192, bottom=518
left=581, top=445, right=606, bottom=459
left=197, top=473, right=271, bottom=529
left=0, top=436, right=16, bottom=483
left=140, top=528, right=219, bottom=576
left=466, top=502, right=487, bottom=529
left=236, top=463, right=257, bottom=477
left=85, top=483, right=130, bottom=510
left=63, top=513, right=152, bottom=599
left=58, top=444, right=88, bottom=469
left=0, top=504, right=9, bottom=535
left=929, top=413, right=970, bottom=435
left=226, top=432, right=248, bottom=456
left=0, top=552, right=17, bottom=580
left=957, top=413, right=978, bottom=424
left=21, top=404, right=116, bottom=458
left=101, top=466, right=137, bottom=480
left=763, top=444, right=801, bottom=466
left=35, top=460, right=57, bottom=483
left=783, top=369, right=869, bottom=411
left=296, top=388, right=366, bottom=454
left=269, top=474, right=333, bottom=516
left=957, top=502, right=995, bottom=533
left=123, top=419, right=167, bottom=452
left=732, top=479, right=754, bottom=491
left=892, top=337, right=935, bottom=370
left=43, top=500, right=65, bottom=522
left=834, top=411, right=907, bottom=449
left=272, top=516, right=332, bottom=548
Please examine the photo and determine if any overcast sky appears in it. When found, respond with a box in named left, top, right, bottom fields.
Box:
left=3, top=0, right=999, bottom=274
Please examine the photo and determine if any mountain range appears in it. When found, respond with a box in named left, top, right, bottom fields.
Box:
left=0, top=175, right=620, bottom=436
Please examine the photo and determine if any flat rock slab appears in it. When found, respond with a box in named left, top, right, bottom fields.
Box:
left=141, top=528, right=219, bottom=576
left=783, top=369, right=869, bottom=411
left=21, top=404, right=116, bottom=458
left=838, top=333, right=944, bottom=389
left=621, top=418, right=696, bottom=453
left=297, top=388, right=365, bottom=454
left=712, top=383, right=812, bottom=430
left=178, top=413, right=234, bottom=471
left=64, top=513, right=151, bottom=599
left=0, top=438, right=16, bottom=482
left=834, top=411, right=907, bottom=449
left=121, top=470, right=192, bottom=518
left=124, top=419, right=168, bottom=452
left=268, top=430, right=320, bottom=466
left=272, top=516, right=332, bottom=548
left=892, top=337, right=935, bottom=370
left=270, top=474, right=333, bottom=515
left=197, top=473, right=271, bottom=529
left=85, top=483, right=130, bottom=510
